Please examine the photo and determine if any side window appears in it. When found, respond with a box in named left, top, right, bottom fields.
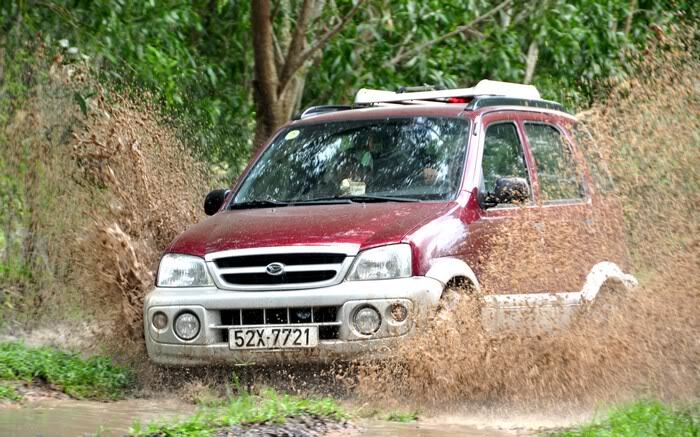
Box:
left=525, top=123, right=585, bottom=202
left=481, top=122, right=529, bottom=194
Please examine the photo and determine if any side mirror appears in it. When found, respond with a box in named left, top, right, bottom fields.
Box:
left=494, top=177, right=530, bottom=204
left=479, top=177, right=530, bottom=209
left=204, top=189, right=228, bottom=216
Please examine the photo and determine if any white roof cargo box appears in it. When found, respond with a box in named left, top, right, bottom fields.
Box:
left=354, top=80, right=541, bottom=105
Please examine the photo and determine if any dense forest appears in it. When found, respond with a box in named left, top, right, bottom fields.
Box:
left=2, top=1, right=696, bottom=168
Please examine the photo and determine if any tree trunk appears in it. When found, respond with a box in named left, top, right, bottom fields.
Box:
left=250, top=0, right=307, bottom=153
left=249, top=0, right=363, bottom=153
left=251, top=0, right=283, bottom=152
left=252, top=74, right=304, bottom=152
left=252, top=84, right=287, bottom=152
left=524, top=41, right=539, bottom=84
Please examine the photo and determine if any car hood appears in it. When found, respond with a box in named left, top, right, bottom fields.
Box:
left=167, top=202, right=453, bottom=257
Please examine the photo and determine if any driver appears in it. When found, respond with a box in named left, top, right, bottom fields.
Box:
left=336, top=131, right=440, bottom=193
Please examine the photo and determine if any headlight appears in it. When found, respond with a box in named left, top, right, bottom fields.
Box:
left=353, top=306, right=381, bottom=335
left=152, top=312, right=168, bottom=330
left=346, top=244, right=412, bottom=281
left=157, top=254, right=213, bottom=287
left=174, top=312, right=200, bottom=340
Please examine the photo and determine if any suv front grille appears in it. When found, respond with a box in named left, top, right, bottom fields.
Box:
left=221, top=270, right=337, bottom=285
left=220, top=306, right=338, bottom=325
left=216, top=306, right=341, bottom=341
left=206, top=247, right=356, bottom=290
left=214, top=253, right=345, bottom=268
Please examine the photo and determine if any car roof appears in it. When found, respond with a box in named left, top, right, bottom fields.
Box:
left=289, top=102, right=575, bottom=127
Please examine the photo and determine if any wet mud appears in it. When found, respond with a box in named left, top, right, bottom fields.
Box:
left=1, top=399, right=570, bottom=437
left=0, top=398, right=190, bottom=437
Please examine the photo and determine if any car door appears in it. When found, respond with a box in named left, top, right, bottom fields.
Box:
left=464, top=112, right=548, bottom=294
left=520, top=116, right=595, bottom=292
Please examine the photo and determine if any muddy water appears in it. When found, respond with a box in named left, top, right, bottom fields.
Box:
left=361, top=409, right=594, bottom=437
left=0, top=399, right=190, bottom=437
left=0, top=399, right=532, bottom=437
left=361, top=420, right=515, bottom=436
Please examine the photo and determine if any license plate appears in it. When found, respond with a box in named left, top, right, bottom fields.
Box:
left=229, top=325, right=318, bottom=350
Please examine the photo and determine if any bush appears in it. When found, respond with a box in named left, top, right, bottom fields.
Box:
left=558, top=401, right=699, bottom=436
left=0, top=342, right=133, bottom=400
left=131, top=388, right=348, bottom=436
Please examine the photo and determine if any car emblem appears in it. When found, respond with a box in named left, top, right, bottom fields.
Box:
left=265, top=262, right=285, bottom=276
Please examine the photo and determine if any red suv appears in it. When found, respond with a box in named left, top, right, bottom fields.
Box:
left=145, top=80, right=637, bottom=365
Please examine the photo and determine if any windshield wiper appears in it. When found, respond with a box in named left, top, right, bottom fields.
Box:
left=230, top=195, right=420, bottom=209
left=229, top=199, right=290, bottom=210
left=296, top=194, right=420, bottom=204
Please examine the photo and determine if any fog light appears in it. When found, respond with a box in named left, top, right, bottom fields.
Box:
left=152, top=312, right=168, bottom=330
left=353, top=306, right=381, bottom=335
left=389, top=303, right=408, bottom=322
left=174, top=312, right=200, bottom=340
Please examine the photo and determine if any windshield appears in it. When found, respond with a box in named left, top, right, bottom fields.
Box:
left=232, top=117, right=469, bottom=205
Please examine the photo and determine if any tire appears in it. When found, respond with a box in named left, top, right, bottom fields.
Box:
left=434, top=281, right=482, bottom=329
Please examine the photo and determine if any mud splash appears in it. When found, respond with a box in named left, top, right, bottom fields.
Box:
left=353, top=33, right=699, bottom=409
left=71, top=88, right=209, bottom=350
left=1, top=49, right=209, bottom=356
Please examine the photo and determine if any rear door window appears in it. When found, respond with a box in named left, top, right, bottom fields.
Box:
left=525, top=123, right=585, bottom=202
left=481, top=122, right=530, bottom=200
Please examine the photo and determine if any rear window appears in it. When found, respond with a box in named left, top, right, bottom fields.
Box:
left=525, top=123, right=586, bottom=202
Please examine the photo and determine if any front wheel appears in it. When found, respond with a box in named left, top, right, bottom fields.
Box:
left=435, top=281, right=483, bottom=329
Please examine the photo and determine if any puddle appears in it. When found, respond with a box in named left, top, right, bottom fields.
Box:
left=0, top=399, right=565, bottom=436
left=360, top=409, right=592, bottom=436
left=361, top=420, right=517, bottom=436
left=0, top=398, right=190, bottom=437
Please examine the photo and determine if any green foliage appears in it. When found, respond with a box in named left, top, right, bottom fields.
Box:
left=0, top=382, right=21, bottom=401
left=131, top=388, right=348, bottom=436
left=385, top=410, right=419, bottom=422
left=308, top=0, right=696, bottom=110
left=556, top=401, right=699, bottom=437
left=1, top=0, right=254, bottom=171
left=0, top=342, right=133, bottom=400
left=1, top=0, right=695, bottom=171
left=0, top=38, right=39, bottom=294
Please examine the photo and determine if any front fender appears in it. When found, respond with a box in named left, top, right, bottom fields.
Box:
left=424, top=257, right=481, bottom=291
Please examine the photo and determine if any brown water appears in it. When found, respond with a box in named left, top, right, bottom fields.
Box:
left=0, top=399, right=546, bottom=437
left=0, top=399, right=190, bottom=437
left=361, top=420, right=514, bottom=436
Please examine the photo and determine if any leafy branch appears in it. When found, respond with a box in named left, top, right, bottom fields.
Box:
left=385, top=0, right=513, bottom=68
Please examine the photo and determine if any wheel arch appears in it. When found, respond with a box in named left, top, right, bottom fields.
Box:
left=580, top=261, right=638, bottom=302
left=424, top=257, right=481, bottom=293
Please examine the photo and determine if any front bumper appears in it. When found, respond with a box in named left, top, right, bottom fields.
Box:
left=144, top=276, right=443, bottom=365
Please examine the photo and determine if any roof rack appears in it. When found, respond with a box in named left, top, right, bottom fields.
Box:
left=294, top=80, right=568, bottom=121
left=354, top=79, right=541, bottom=105
left=466, top=96, right=568, bottom=113
left=293, top=105, right=353, bottom=120
left=395, top=85, right=445, bottom=93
